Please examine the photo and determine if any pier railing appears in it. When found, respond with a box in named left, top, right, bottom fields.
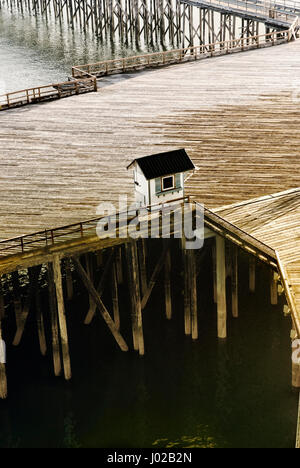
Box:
left=72, top=18, right=298, bottom=78
left=0, top=75, right=97, bottom=111
left=0, top=197, right=191, bottom=258
left=189, top=0, right=300, bottom=21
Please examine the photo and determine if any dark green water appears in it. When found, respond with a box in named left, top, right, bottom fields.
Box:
left=0, top=240, right=297, bottom=448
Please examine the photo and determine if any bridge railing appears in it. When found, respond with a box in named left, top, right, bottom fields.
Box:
left=0, top=75, right=97, bottom=111
left=194, top=0, right=300, bottom=18
left=72, top=23, right=297, bottom=79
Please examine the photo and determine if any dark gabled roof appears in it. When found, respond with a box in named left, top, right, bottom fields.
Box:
left=127, top=149, right=195, bottom=180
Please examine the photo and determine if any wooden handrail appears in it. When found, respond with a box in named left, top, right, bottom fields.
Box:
left=72, top=17, right=297, bottom=78
left=276, top=251, right=300, bottom=338
left=0, top=196, right=191, bottom=257
left=0, top=75, right=97, bottom=110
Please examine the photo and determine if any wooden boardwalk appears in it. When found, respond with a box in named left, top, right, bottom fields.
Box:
left=0, top=33, right=300, bottom=400
left=0, top=35, right=299, bottom=344
left=0, top=39, right=300, bottom=240
left=214, top=188, right=300, bottom=330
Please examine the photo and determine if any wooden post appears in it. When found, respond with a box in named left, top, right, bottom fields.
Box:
left=112, top=261, right=120, bottom=331
left=13, top=266, right=41, bottom=346
left=292, top=330, right=300, bottom=388
left=115, top=246, right=123, bottom=284
left=48, top=262, right=62, bottom=377
left=138, top=239, right=147, bottom=297
left=126, top=241, right=144, bottom=355
left=0, top=317, right=7, bottom=399
left=36, top=284, right=47, bottom=356
left=65, top=258, right=73, bottom=301
left=52, top=255, right=72, bottom=380
left=73, top=256, right=128, bottom=352
left=182, top=238, right=191, bottom=335
left=189, top=248, right=198, bottom=340
left=12, top=271, right=22, bottom=341
left=0, top=277, right=5, bottom=320
left=212, top=241, right=217, bottom=303
left=231, top=245, right=239, bottom=318
left=141, top=244, right=168, bottom=310
left=216, top=236, right=227, bottom=339
left=165, top=247, right=172, bottom=320
left=249, top=257, right=256, bottom=293
left=270, top=270, right=278, bottom=305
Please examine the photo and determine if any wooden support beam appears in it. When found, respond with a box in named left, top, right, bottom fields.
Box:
left=115, top=246, right=123, bottom=284
left=165, top=247, right=172, bottom=320
left=73, top=256, right=128, bottom=352
left=65, top=258, right=73, bottom=301
left=141, top=244, right=168, bottom=310
left=249, top=257, right=256, bottom=293
left=12, top=271, right=22, bottom=341
left=270, top=270, right=278, bottom=305
left=13, top=266, right=41, bottom=346
left=138, top=239, right=147, bottom=297
left=182, top=238, right=191, bottom=335
left=0, top=278, right=5, bottom=320
left=35, top=283, right=47, bottom=356
left=84, top=251, right=114, bottom=325
left=48, top=262, right=62, bottom=377
left=0, top=318, right=7, bottom=399
left=216, top=236, right=227, bottom=339
left=189, top=248, right=198, bottom=340
left=112, top=261, right=120, bottom=331
left=232, top=245, right=239, bottom=318
left=52, top=255, right=72, bottom=381
left=212, top=241, right=217, bottom=304
left=126, top=241, right=144, bottom=355
left=292, top=333, right=300, bottom=388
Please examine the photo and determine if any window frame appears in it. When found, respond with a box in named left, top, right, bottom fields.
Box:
left=161, top=175, right=175, bottom=192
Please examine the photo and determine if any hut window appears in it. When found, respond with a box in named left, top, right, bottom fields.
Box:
left=162, top=175, right=175, bottom=191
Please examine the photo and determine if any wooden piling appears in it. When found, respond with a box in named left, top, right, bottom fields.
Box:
left=35, top=280, right=47, bottom=356
left=13, top=266, right=41, bottom=346
left=112, top=261, right=120, bottom=331
left=84, top=251, right=114, bottom=325
left=249, top=257, right=256, bottom=293
left=165, top=247, right=172, bottom=320
left=52, top=255, right=72, bottom=380
left=182, top=238, right=191, bottom=335
left=231, top=245, right=239, bottom=318
left=126, top=241, right=144, bottom=355
left=73, top=256, right=128, bottom=352
left=65, top=258, right=74, bottom=301
left=138, top=239, right=147, bottom=297
left=48, top=262, right=62, bottom=377
left=189, top=248, right=198, bottom=340
left=0, top=318, right=7, bottom=399
left=270, top=270, right=278, bottom=305
left=216, top=236, right=227, bottom=339
left=212, top=241, right=217, bottom=304
left=292, top=334, right=300, bottom=388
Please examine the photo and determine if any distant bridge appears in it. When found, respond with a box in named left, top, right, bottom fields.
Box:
left=1, top=0, right=299, bottom=46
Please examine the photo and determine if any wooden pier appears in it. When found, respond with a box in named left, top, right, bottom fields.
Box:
left=0, top=5, right=300, bottom=402
left=0, top=0, right=297, bottom=47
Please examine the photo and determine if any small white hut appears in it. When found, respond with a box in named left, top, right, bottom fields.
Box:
left=127, top=149, right=195, bottom=207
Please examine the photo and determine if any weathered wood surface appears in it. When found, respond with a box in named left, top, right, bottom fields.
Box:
left=0, top=40, right=300, bottom=240
left=215, top=188, right=300, bottom=331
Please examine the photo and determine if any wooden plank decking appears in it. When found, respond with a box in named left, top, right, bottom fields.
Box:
left=0, top=39, right=300, bottom=240
left=0, top=36, right=300, bottom=326
left=214, top=188, right=300, bottom=328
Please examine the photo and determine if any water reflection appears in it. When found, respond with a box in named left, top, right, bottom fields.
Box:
left=0, top=236, right=298, bottom=448
left=0, top=5, right=162, bottom=92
